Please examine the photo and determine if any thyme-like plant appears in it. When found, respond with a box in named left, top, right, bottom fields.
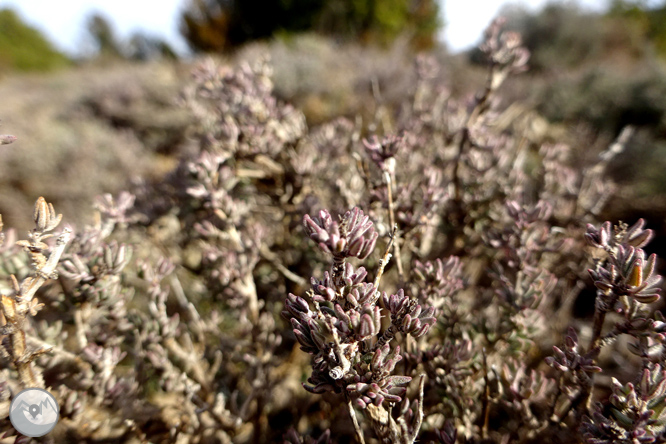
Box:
left=0, top=16, right=663, bottom=444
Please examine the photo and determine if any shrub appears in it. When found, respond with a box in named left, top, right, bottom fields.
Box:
left=0, top=17, right=663, bottom=444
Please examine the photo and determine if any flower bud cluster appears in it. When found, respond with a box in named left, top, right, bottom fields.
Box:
left=586, top=219, right=662, bottom=309
left=362, top=135, right=402, bottom=174
left=498, top=358, right=555, bottom=410
left=284, top=207, right=436, bottom=413
left=303, top=207, right=378, bottom=262
left=412, top=256, right=463, bottom=310
left=582, top=365, right=666, bottom=443
left=310, top=263, right=375, bottom=306
left=186, top=57, right=306, bottom=158
left=345, top=342, right=412, bottom=409
left=382, top=289, right=436, bottom=338
left=546, top=327, right=602, bottom=383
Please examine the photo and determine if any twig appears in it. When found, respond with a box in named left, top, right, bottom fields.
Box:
left=73, top=304, right=89, bottom=351
left=549, top=375, right=564, bottom=424
left=576, top=126, right=634, bottom=217
left=348, top=398, right=366, bottom=444
left=371, top=76, right=392, bottom=134
left=2, top=216, right=72, bottom=388
left=21, top=227, right=72, bottom=302
left=372, top=226, right=396, bottom=303
left=26, top=334, right=91, bottom=373
left=170, top=274, right=205, bottom=342
left=260, top=245, right=306, bottom=286
left=384, top=170, right=404, bottom=283
left=409, top=374, right=426, bottom=442
left=481, top=348, right=490, bottom=439
left=589, top=295, right=617, bottom=353
left=452, top=60, right=497, bottom=209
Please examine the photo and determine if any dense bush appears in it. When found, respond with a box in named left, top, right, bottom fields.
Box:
left=488, top=3, right=605, bottom=72
left=490, top=3, right=666, bottom=243
left=85, top=13, right=178, bottom=62
left=0, top=61, right=190, bottom=230
left=495, top=2, right=654, bottom=72
left=0, top=18, right=665, bottom=444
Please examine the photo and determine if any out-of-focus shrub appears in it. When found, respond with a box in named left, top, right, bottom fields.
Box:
left=536, top=68, right=666, bottom=133
left=488, top=2, right=656, bottom=72
left=480, top=2, right=666, bottom=244
left=86, top=13, right=124, bottom=59
left=0, top=61, right=189, bottom=228
left=482, top=3, right=603, bottom=72
left=316, top=0, right=441, bottom=49
left=237, top=34, right=422, bottom=124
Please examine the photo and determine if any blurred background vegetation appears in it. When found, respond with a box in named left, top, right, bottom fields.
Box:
left=0, top=9, right=70, bottom=72
left=0, top=0, right=666, bottom=249
left=181, top=0, right=441, bottom=51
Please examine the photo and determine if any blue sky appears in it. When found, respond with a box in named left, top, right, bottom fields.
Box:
left=0, top=0, right=611, bottom=55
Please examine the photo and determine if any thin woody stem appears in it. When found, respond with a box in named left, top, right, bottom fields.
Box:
left=19, top=227, right=72, bottom=302
left=481, top=348, right=490, bottom=439
left=348, top=398, right=366, bottom=444
left=372, top=225, right=397, bottom=304
left=384, top=170, right=404, bottom=283
left=408, top=374, right=426, bottom=442
left=1, top=198, right=71, bottom=389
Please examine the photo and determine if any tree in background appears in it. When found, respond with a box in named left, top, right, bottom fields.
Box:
left=0, top=9, right=69, bottom=72
left=608, top=0, right=666, bottom=58
left=316, top=0, right=440, bottom=48
left=180, top=0, right=441, bottom=52
left=87, top=13, right=124, bottom=59
left=86, top=12, right=178, bottom=61
left=128, top=33, right=178, bottom=61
